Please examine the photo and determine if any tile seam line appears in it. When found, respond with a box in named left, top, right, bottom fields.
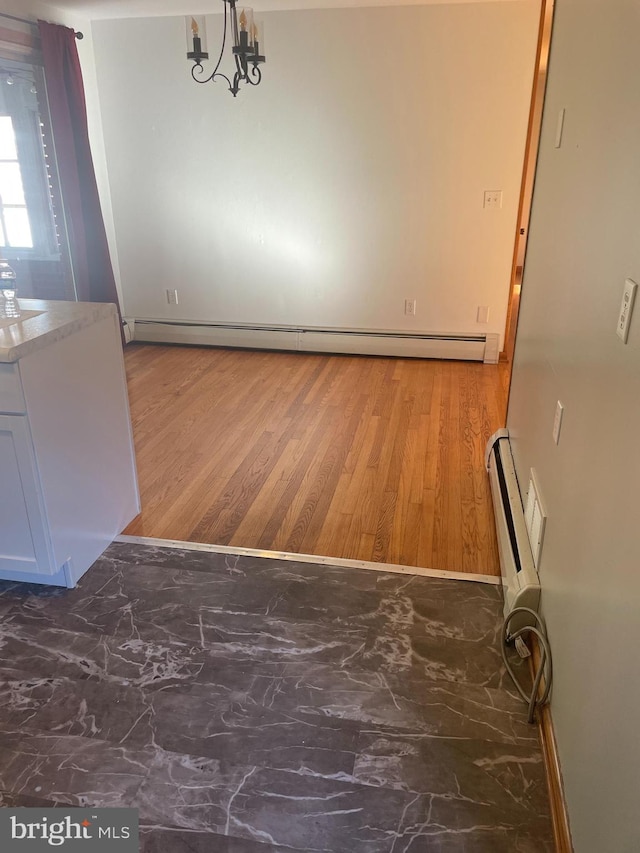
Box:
left=114, top=536, right=501, bottom=586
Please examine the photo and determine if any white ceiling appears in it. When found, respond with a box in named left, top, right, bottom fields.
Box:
left=48, top=0, right=522, bottom=22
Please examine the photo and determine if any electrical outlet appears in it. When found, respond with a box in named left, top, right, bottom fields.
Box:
left=405, top=299, right=416, bottom=316
left=477, top=305, right=490, bottom=323
left=552, top=400, right=564, bottom=445
left=166, top=289, right=179, bottom=305
left=483, top=190, right=503, bottom=209
left=616, top=278, right=637, bottom=343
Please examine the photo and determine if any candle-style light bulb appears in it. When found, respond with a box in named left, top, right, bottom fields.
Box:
left=251, top=19, right=265, bottom=62
left=239, top=10, right=247, bottom=30
left=186, top=15, right=208, bottom=62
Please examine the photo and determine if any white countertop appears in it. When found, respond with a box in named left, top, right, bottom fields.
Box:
left=0, top=299, right=117, bottom=363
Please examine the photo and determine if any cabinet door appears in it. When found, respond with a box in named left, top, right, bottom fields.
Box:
left=0, top=415, right=55, bottom=575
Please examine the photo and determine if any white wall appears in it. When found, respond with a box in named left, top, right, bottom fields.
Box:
left=507, top=1, right=640, bottom=850
left=0, top=0, right=59, bottom=22
left=0, top=0, right=123, bottom=306
left=92, top=2, right=538, bottom=342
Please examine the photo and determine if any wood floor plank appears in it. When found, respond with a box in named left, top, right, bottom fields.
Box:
left=123, top=345, right=508, bottom=573
left=433, top=363, right=463, bottom=569
left=324, top=417, right=382, bottom=558
left=296, top=392, right=371, bottom=554
left=249, top=407, right=339, bottom=550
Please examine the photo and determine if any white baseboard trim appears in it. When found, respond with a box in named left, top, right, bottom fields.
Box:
left=122, top=318, right=135, bottom=344
left=131, top=319, right=500, bottom=364
left=114, top=534, right=501, bottom=585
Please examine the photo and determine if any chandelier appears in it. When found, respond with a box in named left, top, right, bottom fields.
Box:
left=186, top=2, right=266, bottom=97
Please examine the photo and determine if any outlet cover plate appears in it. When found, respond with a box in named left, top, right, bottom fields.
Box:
left=483, top=190, right=503, bottom=209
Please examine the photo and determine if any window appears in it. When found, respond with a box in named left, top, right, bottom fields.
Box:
left=0, top=62, right=62, bottom=261
left=0, top=114, right=34, bottom=248
left=0, top=57, right=74, bottom=300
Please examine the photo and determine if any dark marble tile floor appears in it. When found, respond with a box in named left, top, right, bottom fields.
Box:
left=0, top=543, right=553, bottom=851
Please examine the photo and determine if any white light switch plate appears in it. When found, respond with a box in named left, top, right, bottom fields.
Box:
left=476, top=305, right=490, bottom=323
left=616, top=278, right=637, bottom=343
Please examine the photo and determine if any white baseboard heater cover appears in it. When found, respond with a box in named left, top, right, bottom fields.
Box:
left=132, top=319, right=500, bottom=363
left=486, top=429, right=541, bottom=619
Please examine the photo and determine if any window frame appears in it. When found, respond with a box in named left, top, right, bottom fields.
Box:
left=0, top=60, right=62, bottom=263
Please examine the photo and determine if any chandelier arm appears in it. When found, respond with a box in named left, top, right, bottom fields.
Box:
left=246, top=65, right=262, bottom=86
left=191, top=64, right=235, bottom=94
left=211, top=0, right=229, bottom=78
left=191, top=63, right=212, bottom=84
left=234, top=52, right=248, bottom=83
left=217, top=71, right=235, bottom=92
left=190, top=3, right=229, bottom=85
left=231, top=69, right=242, bottom=96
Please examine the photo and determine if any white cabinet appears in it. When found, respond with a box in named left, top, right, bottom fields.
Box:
left=0, top=305, right=139, bottom=587
left=0, top=415, right=56, bottom=576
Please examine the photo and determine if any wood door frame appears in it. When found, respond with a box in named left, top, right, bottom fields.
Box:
left=502, top=0, right=556, bottom=365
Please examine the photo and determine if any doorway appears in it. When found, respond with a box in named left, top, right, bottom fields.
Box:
left=502, top=0, right=555, bottom=370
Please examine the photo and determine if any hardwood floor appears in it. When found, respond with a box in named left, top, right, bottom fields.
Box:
left=123, top=345, right=509, bottom=574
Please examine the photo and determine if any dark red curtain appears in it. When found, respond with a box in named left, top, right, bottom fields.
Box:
left=38, top=21, right=121, bottom=319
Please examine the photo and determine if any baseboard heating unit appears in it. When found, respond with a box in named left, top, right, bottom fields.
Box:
left=130, top=319, right=500, bottom=363
left=486, top=429, right=541, bottom=619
